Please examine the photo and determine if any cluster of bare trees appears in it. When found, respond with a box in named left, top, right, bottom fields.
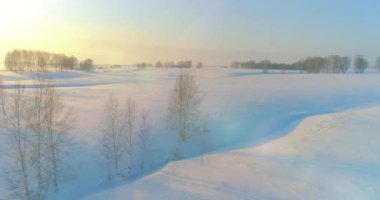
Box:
left=155, top=61, right=164, bottom=68
left=233, top=60, right=294, bottom=72
left=233, top=55, right=374, bottom=73
left=294, top=55, right=351, bottom=73
left=174, top=61, right=193, bottom=68
left=133, top=61, right=202, bottom=70
left=135, top=63, right=152, bottom=70
left=100, top=95, right=151, bottom=179
left=154, top=61, right=203, bottom=69
left=167, top=71, right=207, bottom=159
left=1, top=78, right=73, bottom=200
left=353, top=55, right=368, bottom=73
left=101, top=70, right=207, bottom=180
left=79, top=59, right=94, bottom=72
left=4, top=49, right=78, bottom=73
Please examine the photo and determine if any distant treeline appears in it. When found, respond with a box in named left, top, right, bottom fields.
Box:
left=294, top=55, right=351, bottom=73
left=5, top=49, right=378, bottom=74
left=134, top=60, right=203, bottom=70
left=231, top=60, right=295, bottom=72
left=4, top=49, right=94, bottom=72
left=232, top=55, right=375, bottom=73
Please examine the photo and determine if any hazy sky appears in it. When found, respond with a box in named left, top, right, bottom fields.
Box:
left=1, top=0, right=380, bottom=65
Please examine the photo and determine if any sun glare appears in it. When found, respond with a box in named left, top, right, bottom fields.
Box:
left=0, top=0, right=45, bottom=33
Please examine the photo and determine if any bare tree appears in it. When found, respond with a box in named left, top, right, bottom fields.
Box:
left=155, top=61, right=163, bottom=68
left=195, top=114, right=209, bottom=166
left=79, top=59, right=94, bottom=72
left=376, top=56, right=380, bottom=71
left=167, top=71, right=205, bottom=158
left=100, top=94, right=125, bottom=179
left=196, top=62, right=203, bottom=69
left=137, top=108, right=150, bottom=170
left=4, top=82, right=31, bottom=199
left=260, top=60, right=271, bottom=73
left=44, top=85, right=58, bottom=190
left=3, top=78, right=72, bottom=199
left=125, top=97, right=137, bottom=173
left=101, top=96, right=150, bottom=178
left=43, top=83, right=73, bottom=191
left=37, top=53, right=48, bottom=72
left=354, top=55, right=368, bottom=73
left=0, top=78, right=7, bottom=115
left=341, top=56, right=351, bottom=73
left=27, top=77, right=48, bottom=199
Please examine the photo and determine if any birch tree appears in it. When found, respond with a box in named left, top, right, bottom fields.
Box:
left=167, top=71, right=205, bottom=158
left=27, top=77, right=48, bottom=199
left=100, top=94, right=125, bottom=179
left=5, top=82, right=31, bottom=199
left=0, top=78, right=7, bottom=115
left=43, top=84, right=73, bottom=191
left=125, top=97, right=137, bottom=173
left=3, top=78, right=73, bottom=199
left=137, top=108, right=150, bottom=170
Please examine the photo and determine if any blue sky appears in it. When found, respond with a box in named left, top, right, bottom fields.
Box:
left=1, top=0, right=380, bottom=65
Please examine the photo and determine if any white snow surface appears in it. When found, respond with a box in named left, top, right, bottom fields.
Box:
left=86, top=106, right=380, bottom=200
left=1, top=68, right=380, bottom=199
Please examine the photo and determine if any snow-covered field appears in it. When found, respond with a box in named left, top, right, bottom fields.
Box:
left=1, top=67, right=380, bottom=199
left=86, top=106, right=380, bottom=200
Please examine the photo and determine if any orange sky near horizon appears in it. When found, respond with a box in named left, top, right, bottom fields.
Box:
left=1, top=0, right=379, bottom=68
left=0, top=0, right=242, bottom=67
left=0, top=0, right=305, bottom=67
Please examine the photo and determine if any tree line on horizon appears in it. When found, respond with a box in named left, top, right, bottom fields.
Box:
left=5, top=49, right=380, bottom=74
left=135, top=60, right=203, bottom=70
left=4, top=49, right=94, bottom=72
left=232, top=55, right=380, bottom=73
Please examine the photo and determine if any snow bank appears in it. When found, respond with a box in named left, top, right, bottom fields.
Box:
left=86, top=106, right=380, bottom=200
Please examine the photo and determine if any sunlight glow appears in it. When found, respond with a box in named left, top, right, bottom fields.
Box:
left=0, top=0, right=45, bottom=33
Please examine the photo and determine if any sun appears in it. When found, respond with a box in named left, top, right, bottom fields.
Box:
left=0, top=0, right=45, bottom=33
